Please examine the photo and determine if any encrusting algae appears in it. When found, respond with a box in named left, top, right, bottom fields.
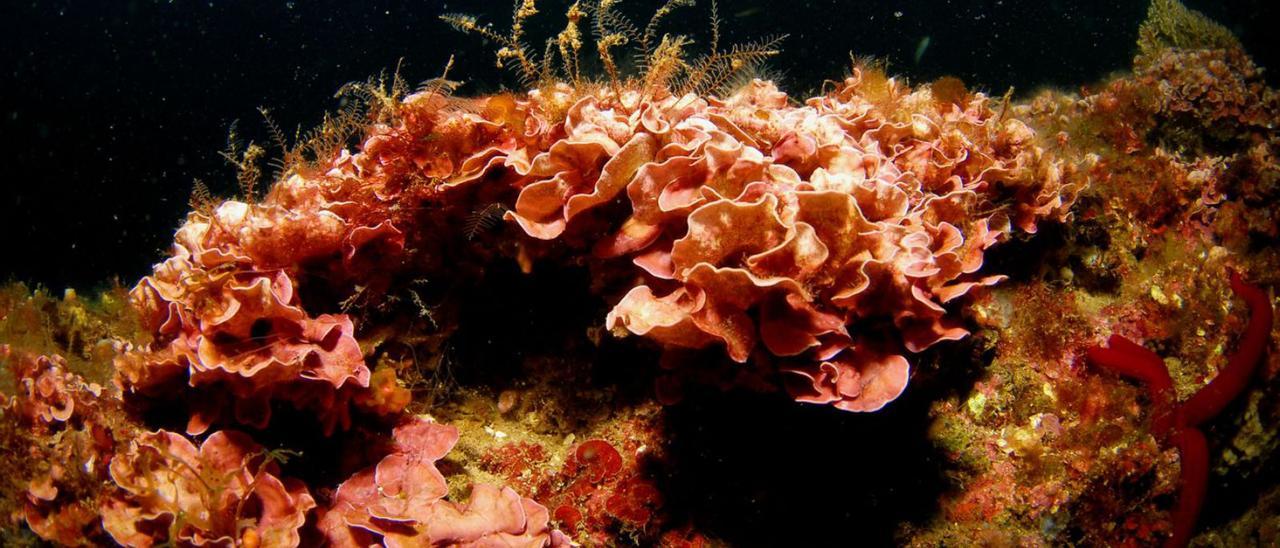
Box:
left=0, top=1, right=1277, bottom=546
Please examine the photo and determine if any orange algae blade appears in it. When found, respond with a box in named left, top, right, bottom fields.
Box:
left=565, top=133, right=658, bottom=220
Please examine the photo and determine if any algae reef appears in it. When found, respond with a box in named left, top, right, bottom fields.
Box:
left=1, top=1, right=1278, bottom=546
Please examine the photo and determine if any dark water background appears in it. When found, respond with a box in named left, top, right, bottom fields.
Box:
left=3, top=0, right=1278, bottom=290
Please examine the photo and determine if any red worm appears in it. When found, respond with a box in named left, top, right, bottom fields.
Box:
left=1181, top=271, right=1274, bottom=428
left=1166, top=428, right=1208, bottom=548
left=1085, top=271, right=1272, bottom=548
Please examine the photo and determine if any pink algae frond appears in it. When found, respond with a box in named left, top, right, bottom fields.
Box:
left=101, top=429, right=315, bottom=548
left=318, top=418, right=571, bottom=547
left=118, top=196, right=410, bottom=435
left=118, top=61, right=1080, bottom=421
left=4, top=349, right=118, bottom=546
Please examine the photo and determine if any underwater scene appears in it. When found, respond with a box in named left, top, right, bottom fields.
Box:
left=3, top=0, right=1280, bottom=546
